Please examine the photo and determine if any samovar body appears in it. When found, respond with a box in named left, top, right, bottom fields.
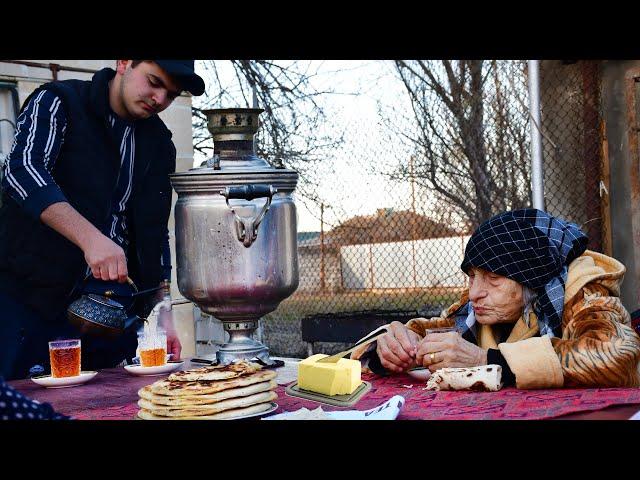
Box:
left=170, top=108, right=299, bottom=364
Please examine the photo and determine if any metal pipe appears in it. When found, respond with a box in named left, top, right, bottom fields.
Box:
left=252, top=84, right=258, bottom=152
left=527, top=60, right=546, bottom=210
left=1, top=60, right=99, bottom=79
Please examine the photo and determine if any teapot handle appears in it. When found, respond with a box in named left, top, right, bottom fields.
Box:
left=80, top=273, right=138, bottom=297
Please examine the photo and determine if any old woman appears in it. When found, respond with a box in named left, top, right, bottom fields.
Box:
left=352, top=209, right=640, bottom=389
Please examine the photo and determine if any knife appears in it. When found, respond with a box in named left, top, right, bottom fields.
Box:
left=317, top=325, right=388, bottom=363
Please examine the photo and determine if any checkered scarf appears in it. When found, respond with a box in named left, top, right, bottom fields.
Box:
left=459, top=209, right=588, bottom=338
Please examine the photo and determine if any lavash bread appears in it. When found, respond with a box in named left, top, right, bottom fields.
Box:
left=167, top=360, right=262, bottom=381
left=138, top=391, right=277, bottom=417
left=137, top=361, right=279, bottom=420
left=150, top=369, right=277, bottom=396
left=138, top=401, right=275, bottom=420
left=425, top=365, right=503, bottom=391
left=139, top=380, right=277, bottom=406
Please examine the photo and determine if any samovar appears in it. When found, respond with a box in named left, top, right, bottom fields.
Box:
left=170, top=108, right=299, bottom=365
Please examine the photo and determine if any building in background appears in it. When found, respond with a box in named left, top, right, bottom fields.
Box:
left=0, top=60, right=197, bottom=357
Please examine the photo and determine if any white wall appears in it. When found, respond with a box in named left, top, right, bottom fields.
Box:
left=340, top=235, right=470, bottom=289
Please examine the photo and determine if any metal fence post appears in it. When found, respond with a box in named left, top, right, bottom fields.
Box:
left=528, top=60, right=546, bottom=210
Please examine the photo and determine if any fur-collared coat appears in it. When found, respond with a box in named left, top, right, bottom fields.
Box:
left=351, top=251, right=640, bottom=389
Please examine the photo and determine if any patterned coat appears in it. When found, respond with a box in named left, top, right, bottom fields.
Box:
left=352, top=251, right=640, bottom=389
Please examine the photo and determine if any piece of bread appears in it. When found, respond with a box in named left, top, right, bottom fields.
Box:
left=425, top=365, right=503, bottom=391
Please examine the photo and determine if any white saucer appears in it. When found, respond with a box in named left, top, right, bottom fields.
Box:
left=31, top=371, right=98, bottom=388
left=406, top=367, right=432, bottom=381
left=124, top=361, right=184, bottom=376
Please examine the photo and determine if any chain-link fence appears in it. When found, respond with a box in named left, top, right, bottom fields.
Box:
left=262, top=60, right=606, bottom=336
left=539, top=60, right=606, bottom=253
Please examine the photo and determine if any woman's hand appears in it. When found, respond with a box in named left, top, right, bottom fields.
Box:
left=376, top=321, right=421, bottom=373
left=415, top=332, right=487, bottom=371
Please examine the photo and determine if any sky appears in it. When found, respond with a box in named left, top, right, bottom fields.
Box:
left=193, top=60, right=421, bottom=232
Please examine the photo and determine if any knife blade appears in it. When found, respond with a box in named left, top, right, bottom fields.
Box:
left=316, top=326, right=388, bottom=363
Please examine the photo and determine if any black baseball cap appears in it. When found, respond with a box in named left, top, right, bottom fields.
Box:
left=154, top=60, right=206, bottom=96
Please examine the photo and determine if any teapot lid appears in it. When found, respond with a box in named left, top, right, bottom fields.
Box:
left=87, top=294, right=125, bottom=309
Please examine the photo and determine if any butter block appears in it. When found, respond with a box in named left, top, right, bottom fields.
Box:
left=297, top=354, right=361, bottom=396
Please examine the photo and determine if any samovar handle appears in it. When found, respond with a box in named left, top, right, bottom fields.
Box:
left=220, top=184, right=277, bottom=248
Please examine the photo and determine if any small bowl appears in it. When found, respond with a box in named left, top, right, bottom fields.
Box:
left=406, top=367, right=432, bottom=381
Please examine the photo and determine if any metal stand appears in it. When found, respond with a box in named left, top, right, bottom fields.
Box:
left=215, top=320, right=278, bottom=366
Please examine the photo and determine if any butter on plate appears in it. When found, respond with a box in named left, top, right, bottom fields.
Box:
left=297, top=354, right=361, bottom=396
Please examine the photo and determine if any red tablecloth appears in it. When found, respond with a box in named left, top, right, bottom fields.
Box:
left=9, top=367, right=640, bottom=420
left=276, top=373, right=640, bottom=420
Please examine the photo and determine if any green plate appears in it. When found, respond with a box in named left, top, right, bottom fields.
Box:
left=284, top=381, right=371, bottom=407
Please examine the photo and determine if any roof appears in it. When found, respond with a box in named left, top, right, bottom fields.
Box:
left=300, top=209, right=466, bottom=249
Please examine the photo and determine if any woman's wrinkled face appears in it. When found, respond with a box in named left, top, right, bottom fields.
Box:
left=467, top=267, right=524, bottom=325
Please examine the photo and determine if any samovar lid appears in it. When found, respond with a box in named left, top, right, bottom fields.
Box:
left=171, top=108, right=299, bottom=193
left=170, top=166, right=298, bottom=193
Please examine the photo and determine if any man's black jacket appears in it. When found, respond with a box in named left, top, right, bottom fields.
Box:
left=0, top=68, right=176, bottom=321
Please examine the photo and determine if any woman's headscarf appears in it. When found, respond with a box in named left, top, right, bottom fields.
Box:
left=460, top=208, right=588, bottom=337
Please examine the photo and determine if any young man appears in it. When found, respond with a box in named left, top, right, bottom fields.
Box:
left=0, top=60, right=205, bottom=380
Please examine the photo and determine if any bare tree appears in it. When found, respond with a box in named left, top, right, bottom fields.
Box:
left=379, top=60, right=532, bottom=230
left=192, top=61, right=345, bottom=204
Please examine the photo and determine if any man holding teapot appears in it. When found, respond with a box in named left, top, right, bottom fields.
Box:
left=0, top=60, right=206, bottom=380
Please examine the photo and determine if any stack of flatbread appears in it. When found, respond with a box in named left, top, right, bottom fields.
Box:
left=137, top=360, right=278, bottom=420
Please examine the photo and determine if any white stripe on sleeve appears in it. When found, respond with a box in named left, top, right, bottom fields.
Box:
left=43, top=97, right=62, bottom=168
left=23, top=90, right=48, bottom=187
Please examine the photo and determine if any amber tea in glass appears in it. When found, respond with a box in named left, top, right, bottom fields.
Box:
left=48, top=339, right=81, bottom=378
left=137, top=330, right=167, bottom=367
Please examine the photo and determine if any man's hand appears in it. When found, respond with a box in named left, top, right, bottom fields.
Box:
left=166, top=331, right=182, bottom=361
left=415, top=332, right=487, bottom=372
left=376, top=321, right=421, bottom=373
left=83, top=232, right=128, bottom=282
left=40, top=202, right=128, bottom=282
left=158, top=305, right=182, bottom=361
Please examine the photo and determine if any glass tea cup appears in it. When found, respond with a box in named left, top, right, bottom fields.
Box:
left=48, top=339, right=81, bottom=378
left=411, top=326, right=461, bottom=370
left=424, top=326, right=460, bottom=335
left=137, top=330, right=167, bottom=367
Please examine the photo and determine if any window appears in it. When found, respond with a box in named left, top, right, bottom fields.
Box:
left=0, top=82, right=19, bottom=174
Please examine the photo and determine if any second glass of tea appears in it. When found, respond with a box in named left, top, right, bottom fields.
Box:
left=48, top=339, right=81, bottom=378
left=137, top=330, right=167, bottom=367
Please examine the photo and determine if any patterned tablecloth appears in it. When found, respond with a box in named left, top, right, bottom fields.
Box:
left=275, top=373, right=640, bottom=420
left=9, top=361, right=640, bottom=420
